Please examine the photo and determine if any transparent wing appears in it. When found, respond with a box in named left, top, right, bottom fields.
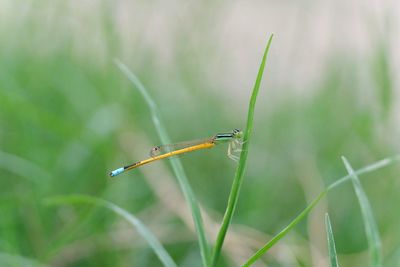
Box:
left=149, top=137, right=215, bottom=157
left=227, top=138, right=243, bottom=162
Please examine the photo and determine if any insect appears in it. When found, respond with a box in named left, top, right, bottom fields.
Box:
left=109, top=129, right=243, bottom=177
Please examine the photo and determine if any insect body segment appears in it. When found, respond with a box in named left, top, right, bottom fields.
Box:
left=109, top=129, right=243, bottom=177
left=149, top=138, right=214, bottom=157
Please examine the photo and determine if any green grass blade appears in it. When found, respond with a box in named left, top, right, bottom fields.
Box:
left=328, top=155, right=400, bottom=191
left=325, top=213, right=339, bottom=267
left=45, top=195, right=177, bottom=267
left=242, top=191, right=326, bottom=267
left=114, top=60, right=211, bottom=266
left=0, top=150, right=51, bottom=184
left=210, top=34, right=274, bottom=267
left=342, top=156, right=382, bottom=267
left=242, top=154, right=399, bottom=266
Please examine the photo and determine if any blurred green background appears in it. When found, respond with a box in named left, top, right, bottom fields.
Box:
left=1, top=1, right=399, bottom=266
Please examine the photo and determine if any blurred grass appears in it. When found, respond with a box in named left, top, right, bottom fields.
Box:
left=343, top=157, right=382, bottom=267
left=45, top=195, right=177, bottom=267
left=114, top=59, right=210, bottom=266
left=243, top=156, right=399, bottom=266
left=1, top=1, right=400, bottom=267
left=325, top=213, right=339, bottom=267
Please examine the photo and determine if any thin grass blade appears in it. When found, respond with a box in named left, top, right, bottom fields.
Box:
left=325, top=213, right=339, bottom=267
left=328, top=155, right=400, bottom=190
left=114, top=61, right=211, bottom=266
left=210, top=34, right=274, bottom=267
left=0, top=150, right=51, bottom=184
left=242, top=154, right=399, bottom=266
left=45, top=195, right=177, bottom=267
left=342, top=156, right=382, bottom=267
left=242, top=190, right=326, bottom=266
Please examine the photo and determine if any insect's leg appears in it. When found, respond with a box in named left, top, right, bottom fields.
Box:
left=227, top=142, right=232, bottom=157
left=227, top=142, right=240, bottom=162
left=232, top=139, right=243, bottom=153
left=229, top=154, right=240, bottom=162
left=235, top=138, right=247, bottom=146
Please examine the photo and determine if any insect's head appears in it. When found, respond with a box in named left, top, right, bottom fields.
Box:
left=232, top=128, right=243, bottom=138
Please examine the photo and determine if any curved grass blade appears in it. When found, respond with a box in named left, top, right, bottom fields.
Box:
left=0, top=150, right=51, bottom=184
left=342, top=156, right=382, bottom=267
left=328, top=155, right=400, bottom=191
left=242, top=190, right=326, bottom=267
left=114, top=61, right=211, bottom=266
left=325, top=213, right=339, bottom=267
left=45, top=195, right=177, bottom=267
left=210, top=34, right=274, bottom=267
left=242, top=154, right=399, bottom=266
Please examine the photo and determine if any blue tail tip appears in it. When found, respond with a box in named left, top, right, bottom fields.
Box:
left=110, top=167, right=124, bottom=177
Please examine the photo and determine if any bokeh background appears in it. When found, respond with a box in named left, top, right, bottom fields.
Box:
left=1, top=1, right=399, bottom=266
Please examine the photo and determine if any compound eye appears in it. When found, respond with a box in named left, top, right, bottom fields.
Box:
left=150, top=146, right=161, bottom=157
